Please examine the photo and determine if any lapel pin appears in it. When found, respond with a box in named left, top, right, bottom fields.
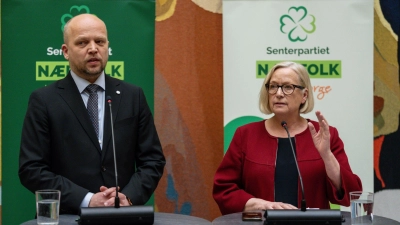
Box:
left=116, top=91, right=120, bottom=95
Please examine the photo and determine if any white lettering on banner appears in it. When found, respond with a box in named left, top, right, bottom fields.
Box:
left=46, top=47, right=113, bottom=56
left=47, top=47, right=63, bottom=56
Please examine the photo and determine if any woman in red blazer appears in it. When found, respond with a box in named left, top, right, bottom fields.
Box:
left=213, top=61, right=362, bottom=215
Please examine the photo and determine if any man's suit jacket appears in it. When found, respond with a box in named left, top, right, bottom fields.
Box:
left=19, top=73, right=165, bottom=214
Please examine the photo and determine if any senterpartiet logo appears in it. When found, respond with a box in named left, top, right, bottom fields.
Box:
left=256, top=60, right=341, bottom=78
left=60, top=5, right=90, bottom=32
left=280, top=6, right=316, bottom=42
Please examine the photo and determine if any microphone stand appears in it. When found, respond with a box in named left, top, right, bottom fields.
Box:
left=283, top=122, right=306, bottom=212
left=109, top=97, right=120, bottom=209
left=78, top=96, right=154, bottom=225
left=263, top=121, right=342, bottom=225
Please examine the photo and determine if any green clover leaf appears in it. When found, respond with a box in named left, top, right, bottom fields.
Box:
left=280, top=6, right=316, bottom=42
left=60, top=5, right=90, bottom=32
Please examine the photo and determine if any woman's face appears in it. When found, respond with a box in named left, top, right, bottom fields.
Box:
left=268, top=67, right=308, bottom=116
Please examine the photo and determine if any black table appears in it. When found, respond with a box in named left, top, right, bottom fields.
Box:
left=21, top=212, right=211, bottom=225
left=212, top=211, right=400, bottom=225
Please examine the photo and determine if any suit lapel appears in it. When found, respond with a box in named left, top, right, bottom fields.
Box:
left=57, top=73, right=102, bottom=153
left=102, top=75, right=121, bottom=161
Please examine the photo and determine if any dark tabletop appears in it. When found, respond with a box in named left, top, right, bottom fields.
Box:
left=212, top=211, right=400, bottom=225
left=21, top=212, right=211, bottom=225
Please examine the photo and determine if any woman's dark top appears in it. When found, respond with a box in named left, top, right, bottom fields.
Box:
left=274, top=137, right=298, bottom=206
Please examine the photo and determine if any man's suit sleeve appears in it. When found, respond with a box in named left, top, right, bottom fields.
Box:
left=121, top=88, right=166, bottom=204
left=18, top=90, right=89, bottom=212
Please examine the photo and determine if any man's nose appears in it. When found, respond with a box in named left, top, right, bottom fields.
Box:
left=88, top=42, right=98, bottom=53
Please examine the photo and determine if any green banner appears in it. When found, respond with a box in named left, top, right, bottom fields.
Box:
left=256, top=60, right=342, bottom=78
left=1, top=1, right=155, bottom=224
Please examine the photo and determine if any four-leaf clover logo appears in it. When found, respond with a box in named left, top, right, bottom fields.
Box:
left=280, top=6, right=316, bottom=42
left=60, top=5, right=90, bottom=32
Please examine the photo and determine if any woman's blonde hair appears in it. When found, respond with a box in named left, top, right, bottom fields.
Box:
left=259, top=61, right=314, bottom=115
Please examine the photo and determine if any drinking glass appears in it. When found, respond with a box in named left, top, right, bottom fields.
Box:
left=36, top=190, right=61, bottom=225
left=350, top=191, right=373, bottom=225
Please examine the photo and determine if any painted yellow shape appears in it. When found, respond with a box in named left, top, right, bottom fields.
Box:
left=156, top=0, right=177, bottom=21
left=191, top=0, right=222, bottom=14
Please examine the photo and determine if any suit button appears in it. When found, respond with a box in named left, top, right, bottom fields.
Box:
left=102, top=166, right=106, bottom=172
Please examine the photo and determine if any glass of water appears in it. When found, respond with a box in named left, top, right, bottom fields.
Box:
left=350, top=191, right=374, bottom=225
left=36, top=190, right=61, bottom=225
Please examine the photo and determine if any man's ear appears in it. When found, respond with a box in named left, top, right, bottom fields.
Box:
left=62, top=44, right=69, bottom=60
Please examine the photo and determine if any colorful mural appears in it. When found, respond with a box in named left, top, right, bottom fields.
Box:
left=154, top=0, right=223, bottom=221
left=373, top=0, right=400, bottom=192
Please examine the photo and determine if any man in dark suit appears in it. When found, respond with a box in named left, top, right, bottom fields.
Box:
left=18, top=13, right=165, bottom=214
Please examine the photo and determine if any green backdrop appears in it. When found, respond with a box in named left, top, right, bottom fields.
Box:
left=1, top=0, right=155, bottom=224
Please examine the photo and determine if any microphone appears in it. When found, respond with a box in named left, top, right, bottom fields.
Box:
left=78, top=96, right=154, bottom=225
left=263, top=121, right=342, bottom=225
left=108, top=96, right=120, bottom=208
left=281, top=121, right=306, bottom=211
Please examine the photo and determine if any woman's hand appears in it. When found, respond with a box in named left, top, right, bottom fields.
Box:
left=308, top=111, right=342, bottom=191
left=308, top=111, right=331, bottom=158
left=244, top=198, right=297, bottom=211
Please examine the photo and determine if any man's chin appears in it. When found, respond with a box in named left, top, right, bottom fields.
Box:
left=84, top=68, right=103, bottom=77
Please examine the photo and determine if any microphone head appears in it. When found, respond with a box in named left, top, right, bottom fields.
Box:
left=106, top=95, right=112, bottom=103
left=281, top=121, right=287, bottom=128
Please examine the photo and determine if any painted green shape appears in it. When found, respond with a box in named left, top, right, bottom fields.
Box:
left=224, top=116, right=264, bottom=153
left=330, top=202, right=340, bottom=210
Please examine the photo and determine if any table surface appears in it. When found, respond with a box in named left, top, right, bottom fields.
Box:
left=21, top=211, right=400, bottom=225
left=212, top=211, right=400, bottom=225
left=21, top=212, right=212, bottom=225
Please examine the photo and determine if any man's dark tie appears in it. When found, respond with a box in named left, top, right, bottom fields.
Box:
left=86, top=84, right=100, bottom=138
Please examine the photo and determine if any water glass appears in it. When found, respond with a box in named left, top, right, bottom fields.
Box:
left=350, top=191, right=374, bottom=225
left=36, top=190, right=61, bottom=225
